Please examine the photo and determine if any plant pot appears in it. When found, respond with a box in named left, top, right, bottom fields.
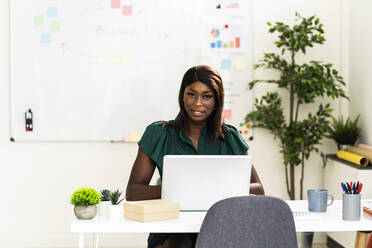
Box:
left=337, top=144, right=350, bottom=151
left=74, top=205, right=97, bottom=220
left=98, top=201, right=111, bottom=218
left=108, top=204, right=123, bottom=220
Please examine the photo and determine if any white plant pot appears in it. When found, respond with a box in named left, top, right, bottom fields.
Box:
left=97, top=201, right=111, bottom=218
left=108, top=204, right=123, bottom=221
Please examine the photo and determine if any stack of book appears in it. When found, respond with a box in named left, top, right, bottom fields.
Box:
left=124, top=199, right=180, bottom=222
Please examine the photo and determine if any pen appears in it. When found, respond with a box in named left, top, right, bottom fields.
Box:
left=341, top=182, right=346, bottom=193
left=357, top=183, right=363, bottom=194
left=341, top=182, right=347, bottom=194
left=346, top=183, right=351, bottom=194
left=353, top=182, right=358, bottom=194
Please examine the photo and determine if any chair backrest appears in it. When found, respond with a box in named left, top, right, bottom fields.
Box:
left=195, top=196, right=297, bottom=248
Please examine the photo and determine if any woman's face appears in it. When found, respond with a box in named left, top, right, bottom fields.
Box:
left=183, top=81, right=216, bottom=125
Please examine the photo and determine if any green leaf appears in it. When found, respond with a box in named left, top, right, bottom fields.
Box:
left=246, top=12, right=349, bottom=200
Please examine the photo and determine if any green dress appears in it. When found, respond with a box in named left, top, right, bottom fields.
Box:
left=139, top=121, right=249, bottom=248
left=138, top=121, right=249, bottom=177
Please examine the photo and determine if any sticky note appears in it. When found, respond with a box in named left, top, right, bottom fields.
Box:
left=94, top=53, right=107, bottom=64
left=129, top=132, right=141, bottom=142
left=47, top=7, right=58, bottom=18
left=122, top=54, right=132, bottom=64
left=210, top=42, right=216, bottom=48
left=245, top=123, right=250, bottom=128
left=40, top=33, right=51, bottom=43
left=34, top=15, right=44, bottom=26
left=50, top=20, right=61, bottom=31
left=111, top=0, right=120, bottom=8
left=222, top=109, right=232, bottom=120
left=123, top=5, right=132, bottom=15
left=110, top=53, right=122, bottom=64
left=235, top=59, right=247, bottom=70
left=200, top=47, right=211, bottom=57
left=221, top=59, right=232, bottom=70
left=200, top=14, right=209, bottom=22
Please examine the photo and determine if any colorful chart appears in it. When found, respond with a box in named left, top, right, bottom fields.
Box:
left=209, top=27, right=241, bottom=50
left=211, top=28, right=220, bottom=38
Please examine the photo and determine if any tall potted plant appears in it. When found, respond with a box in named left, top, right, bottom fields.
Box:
left=246, top=13, right=348, bottom=200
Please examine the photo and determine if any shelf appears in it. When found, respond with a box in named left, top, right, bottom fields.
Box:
left=326, top=154, right=372, bottom=170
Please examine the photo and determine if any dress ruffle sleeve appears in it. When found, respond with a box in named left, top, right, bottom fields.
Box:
left=138, top=121, right=168, bottom=169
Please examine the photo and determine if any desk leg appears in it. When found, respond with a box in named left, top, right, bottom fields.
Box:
left=354, top=231, right=368, bottom=248
left=93, top=233, right=99, bottom=248
left=79, top=233, right=85, bottom=248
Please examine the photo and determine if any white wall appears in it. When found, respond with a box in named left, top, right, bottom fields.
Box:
left=0, top=0, right=347, bottom=247
left=349, top=0, right=372, bottom=144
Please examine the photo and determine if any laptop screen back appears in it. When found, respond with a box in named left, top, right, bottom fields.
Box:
left=161, top=155, right=252, bottom=211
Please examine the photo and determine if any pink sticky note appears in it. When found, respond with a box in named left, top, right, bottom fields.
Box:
left=111, top=0, right=120, bottom=9
left=123, top=5, right=132, bottom=15
left=222, top=109, right=232, bottom=120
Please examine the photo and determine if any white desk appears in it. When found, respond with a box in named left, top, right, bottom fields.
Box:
left=71, top=200, right=372, bottom=248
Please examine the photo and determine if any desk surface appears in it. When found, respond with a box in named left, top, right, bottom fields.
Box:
left=71, top=200, right=372, bottom=233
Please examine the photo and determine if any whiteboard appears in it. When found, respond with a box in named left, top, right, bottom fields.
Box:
left=10, top=0, right=253, bottom=141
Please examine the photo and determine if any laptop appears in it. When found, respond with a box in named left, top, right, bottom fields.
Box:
left=161, top=155, right=252, bottom=211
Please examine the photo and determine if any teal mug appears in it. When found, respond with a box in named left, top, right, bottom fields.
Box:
left=307, top=189, right=334, bottom=212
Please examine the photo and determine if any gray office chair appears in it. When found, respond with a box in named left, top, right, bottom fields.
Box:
left=195, top=196, right=297, bottom=248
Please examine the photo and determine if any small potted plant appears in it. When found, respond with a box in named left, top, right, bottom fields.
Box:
left=328, top=115, right=361, bottom=150
left=98, top=189, right=111, bottom=217
left=70, top=187, right=101, bottom=220
left=108, top=189, right=125, bottom=220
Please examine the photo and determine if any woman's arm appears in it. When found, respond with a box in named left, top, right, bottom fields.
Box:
left=246, top=151, right=265, bottom=195
left=125, top=147, right=161, bottom=201
left=250, top=165, right=265, bottom=195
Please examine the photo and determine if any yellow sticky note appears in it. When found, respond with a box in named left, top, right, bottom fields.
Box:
left=110, top=53, right=123, bottom=64
left=122, top=54, right=132, bottom=64
left=94, top=53, right=107, bottom=64
left=200, top=13, right=210, bottom=22
left=129, top=132, right=141, bottom=142
left=200, top=47, right=211, bottom=57
left=235, top=60, right=247, bottom=70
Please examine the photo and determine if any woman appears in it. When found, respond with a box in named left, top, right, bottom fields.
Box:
left=126, top=65, right=264, bottom=248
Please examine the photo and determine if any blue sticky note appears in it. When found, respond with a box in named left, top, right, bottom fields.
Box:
left=210, top=42, right=216, bottom=48
left=40, top=33, right=51, bottom=43
left=217, top=40, right=222, bottom=48
left=47, top=7, right=58, bottom=18
left=221, top=59, right=232, bottom=69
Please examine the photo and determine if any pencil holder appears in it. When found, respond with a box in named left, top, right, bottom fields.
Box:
left=342, top=193, right=361, bottom=221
